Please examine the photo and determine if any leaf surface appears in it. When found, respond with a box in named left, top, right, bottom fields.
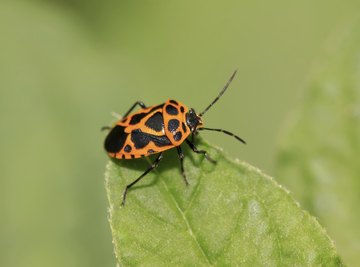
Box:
left=106, top=141, right=342, bottom=266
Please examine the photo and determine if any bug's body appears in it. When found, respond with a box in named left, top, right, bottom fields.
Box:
left=105, top=100, right=193, bottom=159
left=103, top=71, right=245, bottom=205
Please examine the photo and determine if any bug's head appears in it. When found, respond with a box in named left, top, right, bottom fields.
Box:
left=185, top=70, right=246, bottom=145
left=186, top=108, right=203, bottom=132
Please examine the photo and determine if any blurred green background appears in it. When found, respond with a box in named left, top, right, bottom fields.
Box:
left=1, top=1, right=359, bottom=266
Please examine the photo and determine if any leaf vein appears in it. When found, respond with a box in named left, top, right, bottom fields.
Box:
left=184, top=171, right=204, bottom=213
left=132, top=198, right=180, bottom=229
left=213, top=207, right=244, bottom=262
left=158, top=172, right=213, bottom=266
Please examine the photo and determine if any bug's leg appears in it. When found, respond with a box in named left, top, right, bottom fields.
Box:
left=123, top=101, right=147, bottom=118
left=176, top=146, right=189, bottom=185
left=102, top=102, right=147, bottom=132
left=111, top=112, right=122, bottom=120
left=121, top=152, right=163, bottom=206
left=101, top=126, right=112, bottom=131
left=185, top=139, right=216, bottom=164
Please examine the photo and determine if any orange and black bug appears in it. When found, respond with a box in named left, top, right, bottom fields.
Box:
left=103, top=71, right=246, bottom=205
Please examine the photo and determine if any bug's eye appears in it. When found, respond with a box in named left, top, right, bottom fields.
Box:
left=190, top=108, right=198, bottom=117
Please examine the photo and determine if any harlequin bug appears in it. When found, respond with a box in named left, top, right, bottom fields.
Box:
left=103, top=71, right=246, bottom=205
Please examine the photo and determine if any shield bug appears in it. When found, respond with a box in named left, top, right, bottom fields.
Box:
left=103, top=71, right=246, bottom=205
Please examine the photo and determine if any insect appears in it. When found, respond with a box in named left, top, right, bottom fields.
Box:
left=103, top=70, right=246, bottom=205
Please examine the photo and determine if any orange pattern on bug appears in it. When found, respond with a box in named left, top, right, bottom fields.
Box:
left=107, top=100, right=191, bottom=160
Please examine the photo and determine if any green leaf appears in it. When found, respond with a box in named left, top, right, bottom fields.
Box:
left=105, top=140, right=342, bottom=266
left=275, top=21, right=360, bottom=266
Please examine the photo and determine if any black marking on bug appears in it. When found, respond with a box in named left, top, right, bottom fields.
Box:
left=122, top=154, right=126, bottom=159
left=174, top=132, right=182, bottom=141
left=168, top=119, right=180, bottom=133
left=145, top=112, right=164, bottom=132
left=148, top=149, right=156, bottom=154
left=124, top=144, right=132, bottom=153
left=104, top=125, right=128, bottom=153
left=180, top=106, right=185, bottom=113
left=128, top=104, right=164, bottom=125
left=182, top=122, right=187, bottom=133
left=131, top=155, right=135, bottom=159
left=149, top=104, right=165, bottom=113
left=131, top=129, right=172, bottom=149
left=170, top=100, right=178, bottom=105
left=165, top=105, right=178, bottom=115
left=129, top=112, right=147, bottom=125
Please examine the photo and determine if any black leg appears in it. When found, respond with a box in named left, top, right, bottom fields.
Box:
left=102, top=102, right=147, bottom=131
left=123, top=101, right=147, bottom=118
left=121, top=152, right=163, bottom=206
left=101, top=126, right=112, bottom=131
left=185, top=139, right=216, bottom=164
left=176, top=146, right=189, bottom=185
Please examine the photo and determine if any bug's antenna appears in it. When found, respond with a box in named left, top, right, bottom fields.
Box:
left=198, top=127, right=246, bottom=144
left=198, top=70, right=237, bottom=117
